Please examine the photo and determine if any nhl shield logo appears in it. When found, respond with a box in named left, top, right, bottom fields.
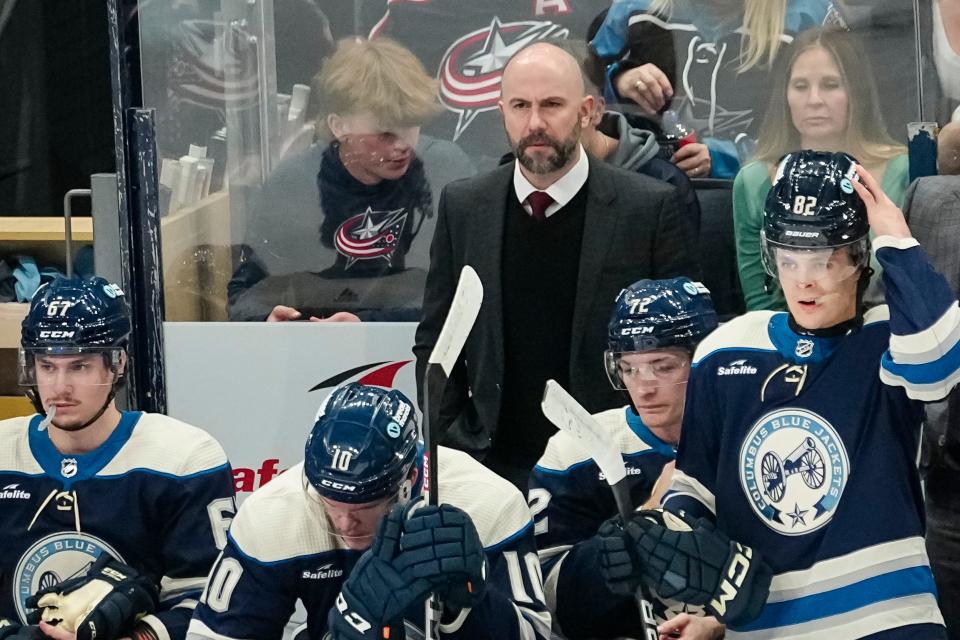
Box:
left=795, top=339, right=814, bottom=359
left=740, top=408, right=849, bottom=535
left=437, top=17, right=568, bottom=140
left=60, top=458, right=78, bottom=478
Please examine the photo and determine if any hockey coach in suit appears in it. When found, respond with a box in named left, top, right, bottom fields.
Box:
left=414, top=41, right=700, bottom=489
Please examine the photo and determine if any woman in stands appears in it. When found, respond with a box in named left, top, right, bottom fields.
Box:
left=734, top=28, right=908, bottom=311
left=590, top=0, right=844, bottom=178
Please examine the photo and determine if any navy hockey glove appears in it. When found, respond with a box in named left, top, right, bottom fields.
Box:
left=0, top=622, right=46, bottom=640
left=598, top=510, right=771, bottom=626
left=327, top=504, right=434, bottom=640
left=396, top=502, right=487, bottom=612
left=26, top=553, right=158, bottom=640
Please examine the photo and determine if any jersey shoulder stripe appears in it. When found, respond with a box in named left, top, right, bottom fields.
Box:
left=229, top=461, right=340, bottom=565
left=0, top=416, right=43, bottom=476
left=693, top=310, right=777, bottom=365
left=437, top=446, right=533, bottom=551
left=99, top=412, right=229, bottom=478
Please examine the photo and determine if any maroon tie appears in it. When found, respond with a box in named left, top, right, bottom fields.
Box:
left=526, top=191, right=554, bottom=222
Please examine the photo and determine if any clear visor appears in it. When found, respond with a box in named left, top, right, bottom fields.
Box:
left=761, top=238, right=869, bottom=286
left=302, top=472, right=397, bottom=550
left=604, top=350, right=691, bottom=390
left=18, top=348, right=123, bottom=388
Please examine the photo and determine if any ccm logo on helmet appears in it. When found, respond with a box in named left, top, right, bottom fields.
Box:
left=621, top=326, right=655, bottom=335
left=320, top=479, right=358, bottom=492
left=38, top=331, right=76, bottom=338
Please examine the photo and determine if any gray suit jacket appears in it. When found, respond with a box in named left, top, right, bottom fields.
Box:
left=413, top=157, right=700, bottom=458
left=905, top=176, right=960, bottom=505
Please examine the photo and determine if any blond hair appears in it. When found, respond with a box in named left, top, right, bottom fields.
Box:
left=754, top=28, right=905, bottom=167
left=314, top=37, right=440, bottom=139
left=646, top=0, right=787, bottom=70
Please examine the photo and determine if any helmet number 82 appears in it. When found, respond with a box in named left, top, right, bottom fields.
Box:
left=793, top=195, right=817, bottom=216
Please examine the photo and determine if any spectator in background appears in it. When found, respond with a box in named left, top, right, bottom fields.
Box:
left=414, top=42, right=699, bottom=489
left=590, top=0, right=845, bottom=178
left=903, top=170, right=960, bottom=640
left=939, top=121, right=960, bottom=175
left=227, top=37, right=474, bottom=322
left=734, top=28, right=908, bottom=311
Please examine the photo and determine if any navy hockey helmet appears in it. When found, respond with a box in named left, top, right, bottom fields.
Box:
left=304, top=383, right=419, bottom=504
left=20, top=276, right=131, bottom=353
left=18, top=276, right=131, bottom=419
left=761, top=151, right=870, bottom=280
left=605, top=277, right=718, bottom=389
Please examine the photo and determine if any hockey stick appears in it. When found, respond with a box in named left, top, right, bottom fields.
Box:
left=541, top=380, right=661, bottom=640
left=422, top=265, right=483, bottom=639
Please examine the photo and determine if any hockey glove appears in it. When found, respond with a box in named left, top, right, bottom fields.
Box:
left=327, top=503, right=434, bottom=640
left=26, top=553, right=158, bottom=640
left=395, top=502, right=487, bottom=613
left=598, top=510, right=772, bottom=626
left=0, top=622, right=46, bottom=640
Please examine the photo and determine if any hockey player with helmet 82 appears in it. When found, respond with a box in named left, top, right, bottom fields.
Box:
left=663, top=150, right=957, bottom=638
left=530, top=277, right=771, bottom=640
left=187, top=382, right=550, bottom=640
left=0, top=277, right=236, bottom=640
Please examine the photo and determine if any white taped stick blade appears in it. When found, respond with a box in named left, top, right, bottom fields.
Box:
left=541, top=380, right=627, bottom=485
left=428, top=265, right=483, bottom=376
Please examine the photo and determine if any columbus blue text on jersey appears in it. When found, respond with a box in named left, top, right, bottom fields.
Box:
left=0, top=411, right=236, bottom=639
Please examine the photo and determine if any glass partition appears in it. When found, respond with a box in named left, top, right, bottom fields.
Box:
left=139, top=0, right=937, bottom=324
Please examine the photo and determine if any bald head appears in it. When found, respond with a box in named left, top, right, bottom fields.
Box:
left=502, top=42, right=586, bottom=97
left=938, top=122, right=960, bottom=176
left=498, top=42, right=594, bottom=186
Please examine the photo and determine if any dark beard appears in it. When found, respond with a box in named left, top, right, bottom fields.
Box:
left=514, top=122, right=581, bottom=175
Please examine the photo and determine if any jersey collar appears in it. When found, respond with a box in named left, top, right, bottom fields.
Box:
left=28, top=411, right=142, bottom=489
left=624, top=407, right=677, bottom=459
left=769, top=313, right=848, bottom=364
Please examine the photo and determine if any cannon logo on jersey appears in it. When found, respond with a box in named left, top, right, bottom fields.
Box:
left=739, top=408, right=849, bottom=535
left=14, top=532, right=125, bottom=623
left=438, top=17, right=568, bottom=140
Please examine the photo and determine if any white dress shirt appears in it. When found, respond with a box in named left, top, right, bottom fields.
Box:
left=513, top=145, right=589, bottom=219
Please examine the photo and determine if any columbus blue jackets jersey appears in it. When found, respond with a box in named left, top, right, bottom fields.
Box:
left=369, top=0, right=614, bottom=166
left=187, top=446, right=551, bottom=640
left=664, top=237, right=955, bottom=638
left=0, top=411, right=236, bottom=639
left=529, top=406, right=703, bottom=638
left=591, top=0, right=843, bottom=177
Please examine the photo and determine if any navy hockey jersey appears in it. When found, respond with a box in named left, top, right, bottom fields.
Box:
left=369, top=0, right=614, bottom=167
left=664, top=236, right=955, bottom=638
left=529, top=406, right=702, bottom=638
left=0, top=411, right=236, bottom=640
left=187, top=446, right=551, bottom=640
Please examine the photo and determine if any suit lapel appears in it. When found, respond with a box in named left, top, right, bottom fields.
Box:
left=472, top=165, right=511, bottom=380
left=570, top=159, right=617, bottom=369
